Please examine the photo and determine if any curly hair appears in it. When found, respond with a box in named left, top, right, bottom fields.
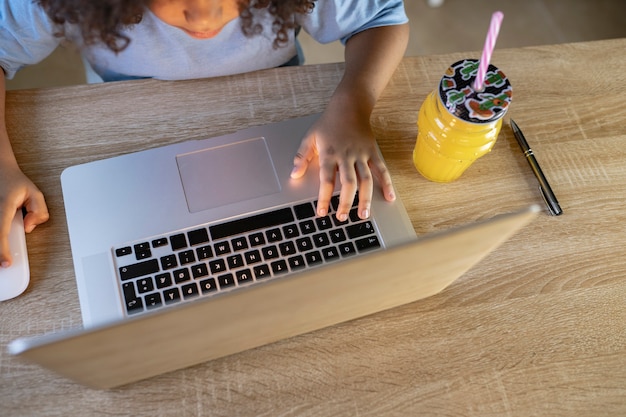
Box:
left=37, top=0, right=316, bottom=53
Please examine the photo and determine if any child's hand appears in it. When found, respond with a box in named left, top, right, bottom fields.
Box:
left=289, top=23, right=409, bottom=221
left=290, top=111, right=396, bottom=222
left=0, top=164, right=49, bottom=267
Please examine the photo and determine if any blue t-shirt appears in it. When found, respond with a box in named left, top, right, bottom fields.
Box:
left=0, top=0, right=408, bottom=82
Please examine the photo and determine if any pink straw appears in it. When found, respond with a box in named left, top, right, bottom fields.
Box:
left=473, top=11, right=504, bottom=91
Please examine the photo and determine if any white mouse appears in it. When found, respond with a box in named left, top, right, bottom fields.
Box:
left=0, top=210, right=30, bottom=301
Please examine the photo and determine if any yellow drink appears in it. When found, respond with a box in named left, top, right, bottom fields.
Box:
left=413, top=59, right=512, bottom=183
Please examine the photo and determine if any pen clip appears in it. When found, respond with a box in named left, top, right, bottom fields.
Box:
left=538, top=186, right=562, bottom=216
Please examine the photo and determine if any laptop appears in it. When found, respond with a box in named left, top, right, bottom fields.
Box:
left=7, top=113, right=539, bottom=388
left=58, top=113, right=418, bottom=327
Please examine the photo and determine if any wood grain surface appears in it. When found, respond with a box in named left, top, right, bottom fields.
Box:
left=1, top=39, right=625, bottom=416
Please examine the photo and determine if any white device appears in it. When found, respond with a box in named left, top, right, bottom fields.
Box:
left=0, top=210, right=30, bottom=301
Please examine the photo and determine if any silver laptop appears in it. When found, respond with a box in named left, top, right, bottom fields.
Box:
left=58, top=114, right=417, bottom=327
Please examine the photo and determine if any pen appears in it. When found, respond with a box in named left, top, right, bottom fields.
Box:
left=510, top=119, right=563, bottom=216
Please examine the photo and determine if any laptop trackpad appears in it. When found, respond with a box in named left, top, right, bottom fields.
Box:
left=176, top=137, right=281, bottom=213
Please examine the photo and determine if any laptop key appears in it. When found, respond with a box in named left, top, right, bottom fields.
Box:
left=199, top=278, right=218, bottom=294
left=346, top=221, right=375, bottom=239
left=279, top=241, right=296, bottom=256
left=249, top=232, right=265, bottom=247
left=209, top=259, right=226, bottom=274
left=210, top=207, right=294, bottom=240
left=187, top=228, right=209, bottom=246
left=322, top=246, right=340, bottom=261
left=349, top=207, right=361, bottom=223
left=296, top=236, right=313, bottom=252
left=145, top=293, right=162, bottom=309
left=122, top=283, right=143, bottom=314
left=178, top=250, right=196, bottom=265
left=119, top=259, right=159, bottom=281
left=152, top=237, right=168, bottom=248
left=236, top=269, right=254, bottom=284
left=134, top=242, right=151, bottom=260
left=282, top=224, right=299, bottom=239
left=253, top=264, right=271, bottom=279
left=170, top=233, right=188, bottom=251
left=312, top=232, right=330, bottom=248
left=294, top=202, right=315, bottom=219
left=232, top=236, right=248, bottom=251
left=262, top=245, right=279, bottom=260
left=182, top=282, right=199, bottom=299
left=155, top=272, right=172, bottom=289
left=305, top=251, right=323, bottom=266
left=217, top=273, right=236, bottom=288
left=332, top=214, right=349, bottom=227
left=214, top=241, right=231, bottom=255
left=160, top=255, right=178, bottom=270
left=196, top=245, right=213, bottom=260
left=244, top=249, right=262, bottom=264
left=356, top=236, right=381, bottom=252
left=126, top=298, right=143, bottom=314
left=338, top=242, right=357, bottom=257
left=122, top=281, right=137, bottom=301
left=163, top=288, right=181, bottom=304
left=266, top=228, right=283, bottom=242
left=115, top=246, right=132, bottom=257
left=191, top=263, right=209, bottom=279
left=288, top=255, right=306, bottom=271
left=329, top=228, right=347, bottom=243
left=227, top=254, right=244, bottom=269
left=315, top=216, right=333, bottom=230
left=330, top=195, right=340, bottom=211
left=299, top=220, right=316, bottom=235
left=271, top=260, right=289, bottom=275
left=137, top=277, right=154, bottom=293
left=173, top=268, right=191, bottom=284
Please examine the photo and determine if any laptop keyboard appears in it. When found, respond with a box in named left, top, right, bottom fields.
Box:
left=113, top=194, right=382, bottom=316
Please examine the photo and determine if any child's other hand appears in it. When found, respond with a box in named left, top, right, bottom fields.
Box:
left=290, top=111, right=395, bottom=222
left=0, top=164, right=49, bottom=268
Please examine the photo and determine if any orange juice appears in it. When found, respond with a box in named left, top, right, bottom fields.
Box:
left=413, top=59, right=512, bottom=183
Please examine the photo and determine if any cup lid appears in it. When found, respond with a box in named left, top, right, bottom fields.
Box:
left=438, top=59, right=512, bottom=123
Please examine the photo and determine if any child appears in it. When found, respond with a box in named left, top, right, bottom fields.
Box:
left=0, top=0, right=409, bottom=267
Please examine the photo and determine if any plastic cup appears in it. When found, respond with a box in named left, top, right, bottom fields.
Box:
left=413, top=59, right=512, bottom=182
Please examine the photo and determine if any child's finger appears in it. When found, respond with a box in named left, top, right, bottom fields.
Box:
left=369, top=155, right=396, bottom=202
left=0, top=208, right=16, bottom=267
left=335, top=159, right=358, bottom=221
left=355, top=160, right=373, bottom=219
left=22, top=193, right=50, bottom=234
left=290, top=151, right=309, bottom=179
left=290, top=135, right=316, bottom=179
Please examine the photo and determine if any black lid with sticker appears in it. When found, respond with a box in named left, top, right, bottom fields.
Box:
left=438, top=59, right=513, bottom=124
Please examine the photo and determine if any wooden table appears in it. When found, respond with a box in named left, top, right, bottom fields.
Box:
left=2, top=39, right=625, bottom=416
